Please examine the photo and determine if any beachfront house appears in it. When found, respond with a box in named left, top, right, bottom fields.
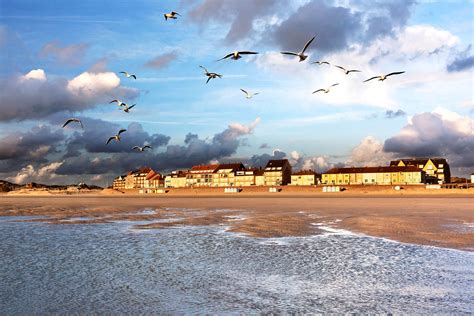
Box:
left=471, top=173, right=474, bottom=184
left=212, top=163, right=245, bottom=187
left=186, top=164, right=219, bottom=187
left=322, top=166, right=425, bottom=185
left=290, top=170, right=320, bottom=186
left=164, top=170, right=188, bottom=188
left=264, top=159, right=292, bottom=186
left=144, top=170, right=164, bottom=189
left=234, top=168, right=264, bottom=186
left=112, top=175, right=126, bottom=190
left=390, top=158, right=450, bottom=184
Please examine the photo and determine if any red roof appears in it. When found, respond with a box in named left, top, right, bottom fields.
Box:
left=190, top=164, right=219, bottom=171
left=293, top=170, right=318, bottom=176
left=146, top=171, right=162, bottom=180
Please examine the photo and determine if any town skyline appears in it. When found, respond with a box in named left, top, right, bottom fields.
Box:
left=0, top=0, right=473, bottom=186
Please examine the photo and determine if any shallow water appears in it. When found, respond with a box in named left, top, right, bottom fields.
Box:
left=0, top=215, right=473, bottom=314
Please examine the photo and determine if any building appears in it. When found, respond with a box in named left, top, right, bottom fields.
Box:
left=212, top=163, right=245, bottom=187
left=264, top=159, right=292, bottom=186
left=123, top=167, right=154, bottom=189
left=144, top=171, right=164, bottom=189
left=471, top=173, right=474, bottom=184
left=112, top=175, right=126, bottom=190
left=165, top=170, right=188, bottom=188
left=234, top=168, right=265, bottom=186
left=322, top=166, right=425, bottom=185
left=390, top=158, right=450, bottom=184
left=186, top=164, right=219, bottom=187
left=291, top=170, right=320, bottom=186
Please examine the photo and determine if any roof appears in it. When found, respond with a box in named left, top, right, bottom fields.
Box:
left=292, top=170, right=318, bottom=176
left=189, top=164, right=219, bottom=173
left=324, top=166, right=422, bottom=174
left=390, top=158, right=448, bottom=167
left=146, top=171, right=162, bottom=180
left=265, top=159, right=290, bottom=169
left=214, top=163, right=245, bottom=172
left=129, top=167, right=153, bottom=175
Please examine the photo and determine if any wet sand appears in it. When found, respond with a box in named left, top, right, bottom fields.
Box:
left=1, top=195, right=473, bottom=251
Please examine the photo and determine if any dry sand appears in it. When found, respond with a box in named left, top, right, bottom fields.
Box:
left=0, top=194, right=473, bottom=251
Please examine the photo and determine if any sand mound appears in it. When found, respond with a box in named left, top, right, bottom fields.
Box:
left=7, top=189, right=53, bottom=196
left=100, top=188, right=125, bottom=195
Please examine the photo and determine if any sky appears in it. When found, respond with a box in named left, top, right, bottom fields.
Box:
left=0, top=0, right=473, bottom=186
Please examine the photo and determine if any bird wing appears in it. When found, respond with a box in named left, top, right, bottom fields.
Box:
left=119, top=71, right=127, bottom=75
left=239, top=51, right=258, bottom=55
left=240, top=89, right=248, bottom=95
left=164, top=14, right=168, bottom=20
left=331, top=83, right=339, bottom=87
left=206, top=76, right=212, bottom=84
left=171, top=11, right=181, bottom=16
left=199, top=65, right=208, bottom=73
left=216, top=74, right=222, bottom=78
left=386, top=71, right=405, bottom=77
left=334, top=65, right=346, bottom=71
left=302, top=36, right=316, bottom=54
left=106, top=137, right=115, bottom=145
left=132, top=146, right=140, bottom=150
left=312, top=89, right=325, bottom=94
left=130, top=75, right=136, bottom=79
left=321, top=61, right=330, bottom=65
left=78, top=119, right=84, bottom=128
left=62, top=119, right=73, bottom=128
left=144, top=145, right=152, bottom=149
left=118, top=129, right=127, bottom=135
left=254, top=93, right=259, bottom=96
left=109, top=100, right=118, bottom=103
left=218, top=53, right=233, bottom=61
left=347, top=69, right=361, bottom=73
left=363, top=76, right=379, bottom=82
left=280, top=52, right=299, bottom=56
left=128, top=104, right=136, bottom=110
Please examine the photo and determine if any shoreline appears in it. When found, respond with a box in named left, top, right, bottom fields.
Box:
left=1, top=195, right=473, bottom=251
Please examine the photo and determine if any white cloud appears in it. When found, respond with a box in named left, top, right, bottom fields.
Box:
left=21, top=69, right=46, bottom=81
left=67, top=71, right=120, bottom=98
left=346, top=136, right=394, bottom=167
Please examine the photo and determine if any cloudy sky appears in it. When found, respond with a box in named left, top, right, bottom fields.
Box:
left=0, top=0, right=473, bottom=186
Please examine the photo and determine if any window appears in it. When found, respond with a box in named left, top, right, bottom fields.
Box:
left=439, top=164, right=443, bottom=168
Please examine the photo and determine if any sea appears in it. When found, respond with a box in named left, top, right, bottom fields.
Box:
left=0, top=214, right=473, bottom=314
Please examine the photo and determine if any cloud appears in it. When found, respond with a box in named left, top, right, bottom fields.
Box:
left=6, top=162, right=64, bottom=185
left=0, top=69, right=139, bottom=122
left=249, top=149, right=287, bottom=168
left=346, top=136, right=394, bottom=167
left=259, top=143, right=270, bottom=149
left=39, top=40, right=89, bottom=66
left=185, top=0, right=281, bottom=43
left=144, top=51, right=179, bottom=69
left=447, top=45, right=474, bottom=72
left=383, top=108, right=474, bottom=168
left=385, top=109, right=406, bottom=119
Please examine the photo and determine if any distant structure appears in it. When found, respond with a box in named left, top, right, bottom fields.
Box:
left=471, top=173, right=474, bottom=184
left=290, top=170, right=320, bottom=186
left=264, top=159, right=292, bottom=186
left=212, top=163, right=245, bottom=187
left=390, top=158, right=450, bottom=184
left=185, top=164, right=219, bottom=187
left=164, top=170, right=187, bottom=188
left=322, top=166, right=425, bottom=185
left=235, top=168, right=264, bottom=186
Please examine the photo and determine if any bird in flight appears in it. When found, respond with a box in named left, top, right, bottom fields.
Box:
left=110, top=99, right=126, bottom=107
left=164, top=11, right=181, bottom=20
left=240, top=89, right=259, bottom=99
left=312, top=83, right=339, bottom=94
left=120, top=104, right=136, bottom=113
left=106, top=129, right=127, bottom=144
left=334, top=65, right=361, bottom=75
left=363, top=71, right=405, bottom=82
left=280, top=36, right=316, bottom=62
left=132, top=145, right=152, bottom=152
left=218, top=51, right=258, bottom=61
left=200, top=66, right=222, bottom=84
left=119, top=71, right=136, bottom=80
left=62, top=118, right=83, bottom=129
left=312, top=61, right=330, bottom=65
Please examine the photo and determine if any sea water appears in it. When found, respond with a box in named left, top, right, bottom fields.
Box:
left=0, top=215, right=473, bottom=314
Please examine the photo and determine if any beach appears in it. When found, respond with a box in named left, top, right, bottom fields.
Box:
left=1, top=193, right=473, bottom=251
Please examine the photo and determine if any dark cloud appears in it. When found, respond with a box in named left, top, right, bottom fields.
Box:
left=0, top=125, right=65, bottom=172
left=185, top=0, right=281, bottom=43
left=447, top=45, right=474, bottom=72
left=248, top=149, right=287, bottom=168
left=144, top=51, right=179, bottom=69
left=385, top=109, right=406, bottom=119
left=259, top=143, right=270, bottom=149
left=384, top=111, right=474, bottom=168
left=0, top=69, right=139, bottom=122
left=39, top=40, right=89, bottom=66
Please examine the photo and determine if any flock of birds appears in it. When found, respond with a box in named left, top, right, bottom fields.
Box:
left=61, top=10, right=405, bottom=153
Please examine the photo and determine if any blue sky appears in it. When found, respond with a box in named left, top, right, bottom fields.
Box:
left=0, top=0, right=473, bottom=185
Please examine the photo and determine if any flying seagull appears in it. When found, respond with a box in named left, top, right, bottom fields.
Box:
left=240, top=89, right=259, bottom=99
left=334, top=65, right=361, bottom=75
left=363, top=71, right=405, bottom=82
left=120, top=104, right=136, bottom=113
left=218, top=51, right=258, bottom=61
left=132, top=145, right=152, bottom=152
left=312, top=83, right=339, bottom=94
left=110, top=99, right=126, bottom=107
left=280, top=36, right=316, bottom=62
left=312, top=61, right=330, bottom=65
left=106, top=129, right=127, bottom=145
left=200, top=65, right=222, bottom=84
left=62, top=118, right=83, bottom=129
left=164, top=11, right=181, bottom=20
left=119, top=71, right=136, bottom=80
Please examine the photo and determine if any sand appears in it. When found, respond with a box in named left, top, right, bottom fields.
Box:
left=1, top=194, right=473, bottom=251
